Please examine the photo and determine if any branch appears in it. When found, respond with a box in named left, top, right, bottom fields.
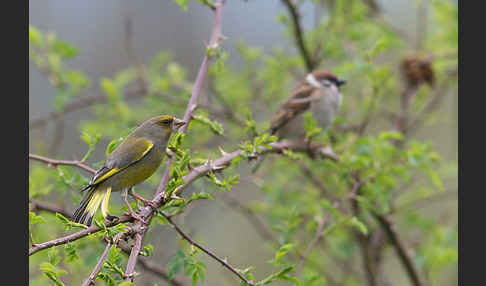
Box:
left=123, top=0, right=227, bottom=281
left=29, top=215, right=132, bottom=256
left=168, top=140, right=339, bottom=198
left=161, top=212, right=255, bottom=286
left=29, top=202, right=183, bottom=286
left=281, top=0, right=315, bottom=72
left=29, top=153, right=96, bottom=174
left=82, top=241, right=113, bottom=286
left=117, top=242, right=186, bottom=286
left=373, top=213, right=427, bottom=286
left=297, top=213, right=330, bottom=276
left=218, top=193, right=277, bottom=243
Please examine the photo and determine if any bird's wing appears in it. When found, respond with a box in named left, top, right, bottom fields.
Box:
left=270, top=83, right=316, bottom=134
left=89, top=137, right=154, bottom=186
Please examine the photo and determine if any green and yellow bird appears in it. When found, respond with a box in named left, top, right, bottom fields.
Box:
left=71, top=115, right=186, bottom=226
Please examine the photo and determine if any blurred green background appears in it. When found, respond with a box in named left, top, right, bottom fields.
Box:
left=29, top=1, right=457, bottom=285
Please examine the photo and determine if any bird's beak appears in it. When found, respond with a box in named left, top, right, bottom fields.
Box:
left=173, top=118, right=186, bottom=129
left=336, top=79, right=347, bottom=87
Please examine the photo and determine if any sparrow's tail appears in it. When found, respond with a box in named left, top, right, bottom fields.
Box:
left=71, top=186, right=112, bottom=226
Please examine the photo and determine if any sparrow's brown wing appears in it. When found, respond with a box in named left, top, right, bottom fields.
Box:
left=270, top=83, right=315, bottom=135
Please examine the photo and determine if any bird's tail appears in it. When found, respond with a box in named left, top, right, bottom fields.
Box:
left=71, top=186, right=112, bottom=226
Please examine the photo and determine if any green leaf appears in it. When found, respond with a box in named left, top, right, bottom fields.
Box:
left=40, top=262, right=67, bottom=286
left=106, top=135, right=128, bottom=156
left=347, top=217, right=368, bottom=235
left=365, top=38, right=392, bottom=60
left=101, top=78, right=118, bottom=99
left=192, top=114, right=225, bottom=136
left=80, top=131, right=101, bottom=162
left=55, top=212, right=71, bottom=224
left=303, top=113, right=322, bottom=140
left=53, top=40, right=78, bottom=59
left=167, top=250, right=186, bottom=279
left=64, top=243, right=79, bottom=262
left=29, top=212, right=46, bottom=225
left=64, top=70, right=90, bottom=93
left=29, top=26, right=42, bottom=47
left=256, top=266, right=295, bottom=285
left=140, top=244, right=154, bottom=257
left=274, top=243, right=295, bottom=263
left=117, top=282, right=134, bottom=286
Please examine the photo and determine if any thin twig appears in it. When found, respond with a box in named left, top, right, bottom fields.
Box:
left=373, top=213, right=427, bottom=286
left=82, top=241, right=113, bottom=286
left=29, top=153, right=96, bottom=174
left=219, top=193, right=277, bottom=242
left=281, top=0, right=315, bottom=72
left=297, top=213, right=330, bottom=276
left=161, top=212, right=255, bottom=286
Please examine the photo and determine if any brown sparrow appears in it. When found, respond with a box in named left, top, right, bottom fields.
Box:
left=252, top=70, right=346, bottom=172
left=270, top=70, right=346, bottom=139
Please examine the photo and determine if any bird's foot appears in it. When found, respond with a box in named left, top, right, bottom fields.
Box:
left=126, top=209, right=145, bottom=223
left=123, top=196, right=146, bottom=223
left=130, top=192, right=158, bottom=210
left=106, top=214, right=119, bottom=222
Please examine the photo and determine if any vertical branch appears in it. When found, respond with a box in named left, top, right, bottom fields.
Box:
left=281, top=0, right=315, bottom=72
left=123, top=0, right=226, bottom=282
left=155, top=0, right=225, bottom=197
left=373, top=213, right=427, bottom=286
left=124, top=231, right=145, bottom=281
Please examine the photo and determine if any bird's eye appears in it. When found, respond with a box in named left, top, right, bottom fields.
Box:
left=321, top=79, right=332, bottom=87
left=160, top=118, right=172, bottom=125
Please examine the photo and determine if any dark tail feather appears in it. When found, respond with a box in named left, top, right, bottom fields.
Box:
left=71, top=186, right=97, bottom=226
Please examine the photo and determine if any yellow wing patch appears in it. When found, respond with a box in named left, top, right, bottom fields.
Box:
left=93, top=168, right=121, bottom=185
left=93, top=140, right=154, bottom=185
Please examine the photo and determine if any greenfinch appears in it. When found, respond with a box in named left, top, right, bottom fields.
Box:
left=71, top=115, right=186, bottom=226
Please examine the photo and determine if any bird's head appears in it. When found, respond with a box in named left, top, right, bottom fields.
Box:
left=306, top=70, right=347, bottom=93
left=152, top=115, right=186, bottom=132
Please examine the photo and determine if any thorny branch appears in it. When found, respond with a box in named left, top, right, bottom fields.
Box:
left=123, top=0, right=227, bottom=282
left=28, top=139, right=336, bottom=257
left=30, top=201, right=184, bottom=285
left=29, top=215, right=133, bottom=256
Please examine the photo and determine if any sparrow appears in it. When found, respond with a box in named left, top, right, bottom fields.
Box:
left=270, top=70, right=346, bottom=139
left=252, top=70, right=346, bottom=172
